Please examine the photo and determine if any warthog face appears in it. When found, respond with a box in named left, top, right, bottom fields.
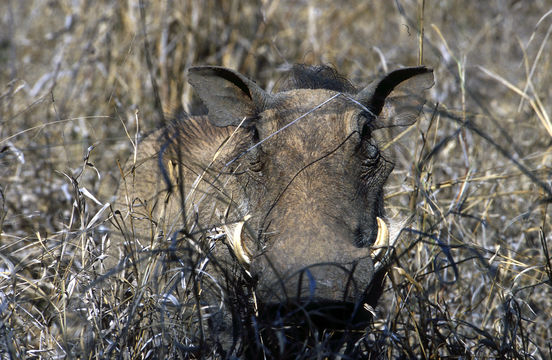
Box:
left=114, top=64, right=433, bottom=329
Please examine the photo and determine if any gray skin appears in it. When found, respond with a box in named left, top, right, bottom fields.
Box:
left=110, top=65, right=433, bottom=313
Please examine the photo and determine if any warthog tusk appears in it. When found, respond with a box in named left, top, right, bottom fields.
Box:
left=371, top=217, right=389, bottom=261
left=224, top=215, right=252, bottom=271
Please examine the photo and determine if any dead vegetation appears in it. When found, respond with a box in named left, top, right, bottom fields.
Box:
left=1, top=0, right=551, bottom=358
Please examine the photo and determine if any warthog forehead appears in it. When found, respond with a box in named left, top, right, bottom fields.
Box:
left=270, top=88, right=359, bottom=115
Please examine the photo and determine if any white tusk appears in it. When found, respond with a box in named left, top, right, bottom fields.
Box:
left=371, top=217, right=389, bottom=261
left=224, top=215, right=252, bottom=271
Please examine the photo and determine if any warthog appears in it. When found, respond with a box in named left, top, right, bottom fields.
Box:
left=110, top=64, right=433, bottom=357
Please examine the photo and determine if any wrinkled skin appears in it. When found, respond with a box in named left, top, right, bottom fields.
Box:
left=110, top=64, right=433, bottom=355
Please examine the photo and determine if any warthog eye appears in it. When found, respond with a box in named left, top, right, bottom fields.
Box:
left=361, top=142, right=380, bottom=168
left=249, top=158, right=263, bottom=172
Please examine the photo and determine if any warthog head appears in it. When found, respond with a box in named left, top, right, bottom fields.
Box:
left=113, top=64, right=433, bottom=351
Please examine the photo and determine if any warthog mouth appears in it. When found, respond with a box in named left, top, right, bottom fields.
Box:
left=259, top=298, right=374, bottom=330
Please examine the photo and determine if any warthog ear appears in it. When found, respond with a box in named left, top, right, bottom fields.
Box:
left=188, top=66, right=272, bottom=127
left=356, top=66, right=434, bottom=128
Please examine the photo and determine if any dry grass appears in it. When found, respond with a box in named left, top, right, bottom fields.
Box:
left=1, top=0, right=551, bottom=358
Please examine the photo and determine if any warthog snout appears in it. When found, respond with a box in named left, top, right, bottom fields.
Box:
left=111, top=64, right=433, bottom=352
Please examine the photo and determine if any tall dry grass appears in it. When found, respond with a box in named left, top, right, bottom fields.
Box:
left=1, top=0, right=551, bottom=358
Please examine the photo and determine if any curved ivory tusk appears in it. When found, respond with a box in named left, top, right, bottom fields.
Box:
left=224, top=214, right=252, bottom=271
left=371, top=217, right=389, bottom=261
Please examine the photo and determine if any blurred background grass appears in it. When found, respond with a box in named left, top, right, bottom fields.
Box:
left=1, top=0, right=551, bottom=358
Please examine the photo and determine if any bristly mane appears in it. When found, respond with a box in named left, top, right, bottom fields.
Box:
left=276, top=64, right=358, bottom=93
